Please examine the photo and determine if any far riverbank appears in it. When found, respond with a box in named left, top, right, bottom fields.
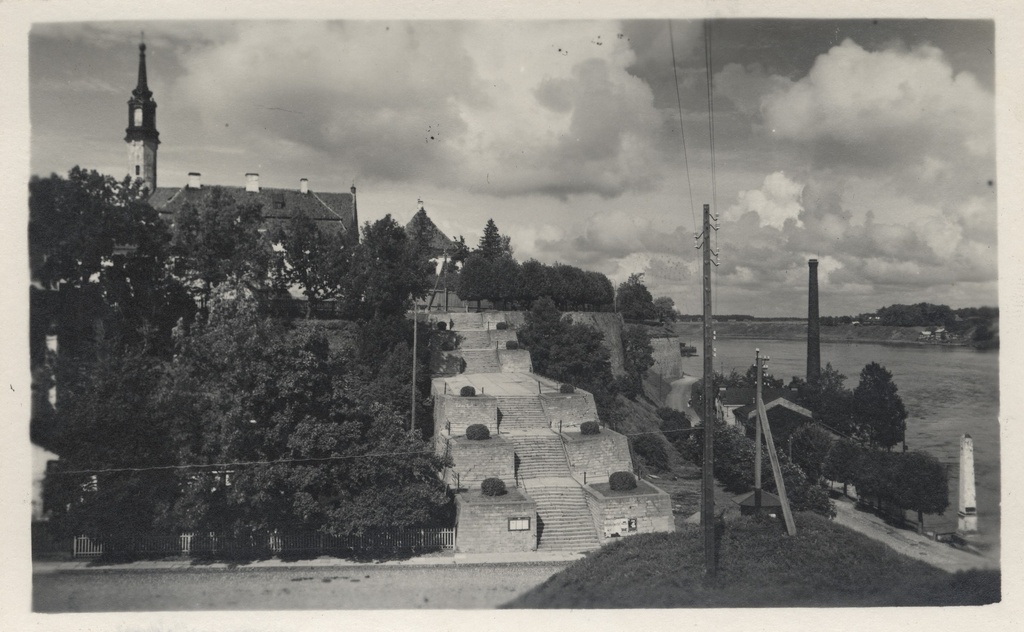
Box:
left=668, top=321, right=989, bottom=348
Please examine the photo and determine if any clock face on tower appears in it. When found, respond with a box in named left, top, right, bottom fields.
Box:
left=134, top=108, right=143, bottom=126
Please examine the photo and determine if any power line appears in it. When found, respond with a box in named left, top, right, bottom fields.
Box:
left=668, top=20, right=698, bottom=236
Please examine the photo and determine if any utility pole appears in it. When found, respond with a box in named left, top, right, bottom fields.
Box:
left=755, top=349, right=764, bottom=511
left=697, top=202, right=718, bottom=576
left=411, top=303, right=418, bottom=435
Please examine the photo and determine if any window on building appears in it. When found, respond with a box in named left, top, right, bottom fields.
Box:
left=135, top=165, right=140, bottom=176
left=508, top=517, right=531, bottom=531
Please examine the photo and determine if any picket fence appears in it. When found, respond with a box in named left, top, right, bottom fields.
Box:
left=71, top=527, right=455, bottom=558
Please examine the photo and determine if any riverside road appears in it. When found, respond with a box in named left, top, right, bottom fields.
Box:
left=33, top=561, right=569, bottom=611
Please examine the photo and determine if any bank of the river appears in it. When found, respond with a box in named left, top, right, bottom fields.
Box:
left=669, top=321, right=986, bottom=348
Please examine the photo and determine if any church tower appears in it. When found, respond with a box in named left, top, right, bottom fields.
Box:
left=125, top=40, right=159, bottom=192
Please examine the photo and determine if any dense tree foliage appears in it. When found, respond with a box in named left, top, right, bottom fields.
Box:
left=653, top=296, right=678, bottom=322
left=517, top=297, right=618, bottom=417
left=44, top=292, right=451, bottom=540
left=893, top=451, right=950, bottom=534
left=620, top=325, right=655, bottom=400
left=270, top=210, right=351, bottom=317
left=793, top=363, right=856, bottom=436
left=169, top=187, right=271, bottom=309
left=822, top=438, right=861, bottom=496
left=853, top=362, right=908, bottom=450
left=344, top=215, right=433, bottom=321
left=789, top=424, right=834, bottom=484
left=616, top=273, right=657, bottom=321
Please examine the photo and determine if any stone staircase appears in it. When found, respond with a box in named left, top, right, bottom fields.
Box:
left=528, top=485, right=601, bottom=551
left=447, top=312, right=484, bottom=330
left=459, top=349, right=501, bottom=374
left=510, top=434, right=570, bottom=478
left=496, top=396, right=549, bottom=432
left=457, top=329, right=493, bottom=350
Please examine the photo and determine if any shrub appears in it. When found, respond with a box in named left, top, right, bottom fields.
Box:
left=609, top=471, right=637, bottom=491
left=460, top=385, right=476, bottom=397
left=496, top=322, right=509, bottom=330
left=481, top=477, right=507, bottom=496
left=440, top=341, right=455, bottom=352
left=505, top=340, right=519, bottom=350
left=630, top=434, right=670, bottom=472
left=466, top=424, right=490, bottom=440
left=559, top=383, right=576, bottom=394
left=580, top=421, right=600, bottom=435
left=436, top=321, right=447, bottom=331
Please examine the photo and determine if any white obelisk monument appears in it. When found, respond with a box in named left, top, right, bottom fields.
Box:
left=958, top=434, right=978, bottom=534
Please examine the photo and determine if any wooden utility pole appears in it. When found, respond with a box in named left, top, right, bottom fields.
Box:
left=755, top=357, right=796, bottom=536
left=411, top=303, right=418, bottom=435
left=700, top=202, right=716, bottom=576
left=754, top=349, right=763, bottom=510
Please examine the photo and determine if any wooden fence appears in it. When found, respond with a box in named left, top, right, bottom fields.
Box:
left=71, top=527, right=455, bottom=559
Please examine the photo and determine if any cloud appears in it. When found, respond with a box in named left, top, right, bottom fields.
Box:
left=724, top=171, right=804, bottom=229
left=171, top=21, right=665, bottom=199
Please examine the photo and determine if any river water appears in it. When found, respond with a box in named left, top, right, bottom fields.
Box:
left=678, top=339, right=1000, bottom=550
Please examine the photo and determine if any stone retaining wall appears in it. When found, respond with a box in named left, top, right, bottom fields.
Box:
left=583, top=480, right=674, bottom=543
left=540, top=392, right=597, bottom=429
left=455, top=491, right=537, bottom=553
left=560, top=429, right=633, bottom=484
left=434, top=393, right=498, bottom=437
left=442, top=435, right=515, bottom=489
left=649, top=336, right=684, bottom=381
left=497, top=349, right=533, bottom=373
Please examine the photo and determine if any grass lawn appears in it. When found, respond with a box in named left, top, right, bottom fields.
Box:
left=504, top=512, right=999, bottom=608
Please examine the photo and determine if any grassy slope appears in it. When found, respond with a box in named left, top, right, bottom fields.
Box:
left=506, top=512, right=1000, bottom=608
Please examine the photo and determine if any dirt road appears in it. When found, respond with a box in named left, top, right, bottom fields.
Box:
left=33, top=562, right=569, bottom=611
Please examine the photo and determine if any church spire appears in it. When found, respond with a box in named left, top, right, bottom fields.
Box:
left=126, top=37, right=159, bottom=192
left=133, top=39, right=152, bottom=100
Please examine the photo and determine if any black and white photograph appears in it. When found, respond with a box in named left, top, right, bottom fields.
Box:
left=4, top=1, right=1020, bottom=629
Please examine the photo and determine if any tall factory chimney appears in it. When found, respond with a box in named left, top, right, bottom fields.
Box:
left=807, top=259, right=821, bottom=384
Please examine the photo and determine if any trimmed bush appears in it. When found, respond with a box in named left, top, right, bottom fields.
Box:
left=481, top=477, right=507, bottom=496
left=436, top=321, right=447, bottom=331
left=580, top=421, right=600, bottom=435
left=559, top=383, right=576, bottom=394
left=496, top=322, right=509, bottom=330
left=466, top=423, right=491, bottom=440
left=505, top=340, right=519, bottom=350
left=609, top=471, right=637, bottom=491
left=460, top=385, right=476, bottom=397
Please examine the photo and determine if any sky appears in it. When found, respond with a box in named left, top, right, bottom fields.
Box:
left=23, top=16, right=1001, bottom=317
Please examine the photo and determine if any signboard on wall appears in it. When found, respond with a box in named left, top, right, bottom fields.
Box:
left=604, top=517, right=637, bottom=538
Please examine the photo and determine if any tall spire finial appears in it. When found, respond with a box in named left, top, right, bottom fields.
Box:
left=134, top=35, right=151, bottom=98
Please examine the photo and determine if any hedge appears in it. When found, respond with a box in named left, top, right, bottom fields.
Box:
left=436, top=321, right=447, bottom=331
left=495, top=322, right=509, bottom=330
left=460, top=385, right=476, bottom=397
left=559, top=383, right=575, bottom=394
left=481, top=477, right=507, bottom=496
left=580, top=421, right=600, bottom=435
left=609, top=471, right=637, bottom=491
left=505, top=340, right=519, bottom=350
left=466, top=424, right=490, bottom=440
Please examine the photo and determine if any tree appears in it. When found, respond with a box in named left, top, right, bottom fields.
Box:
left=477, top=219, right=511, bottom=260
left=271, top=210, right=351, bottom=318
left=620, top=325, right=655, bottom=399
left=344, top=215, right=433, bottom=321
left=616, top=273, right=657, bottom=321
left=893, top=451, right=949, bottom=534
left=852, top=362, right=908, bottom=450
left=798, top=363, right=856, bottom=437
left=43, top=346, right=179, bottom=538
left=653, top=296, right=677, bottom=322
left=169, top=186, right=271, bottom=309
left=29, top=168, right=194, bottom=358
left=823, top=438, right=861, bottom=496
left=789, top=424, right=834, bottom=484
left=853, top=448, right=900, bottom=511
left=159, top=292, right=449, bottom=537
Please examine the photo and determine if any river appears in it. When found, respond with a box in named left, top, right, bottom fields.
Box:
left=677, top=339, right=1000, bottom=552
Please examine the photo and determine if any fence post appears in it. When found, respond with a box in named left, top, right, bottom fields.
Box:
left=584, top=472, right=587, bottom=485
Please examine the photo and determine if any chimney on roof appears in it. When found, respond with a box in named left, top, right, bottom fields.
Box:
left=300, top=178, right=309, bottom=194
left=245, top=173, right=260, bottom=193
left=187, top=172, right=201, bottom=189
left=807, top=259, right=821, bottom=385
